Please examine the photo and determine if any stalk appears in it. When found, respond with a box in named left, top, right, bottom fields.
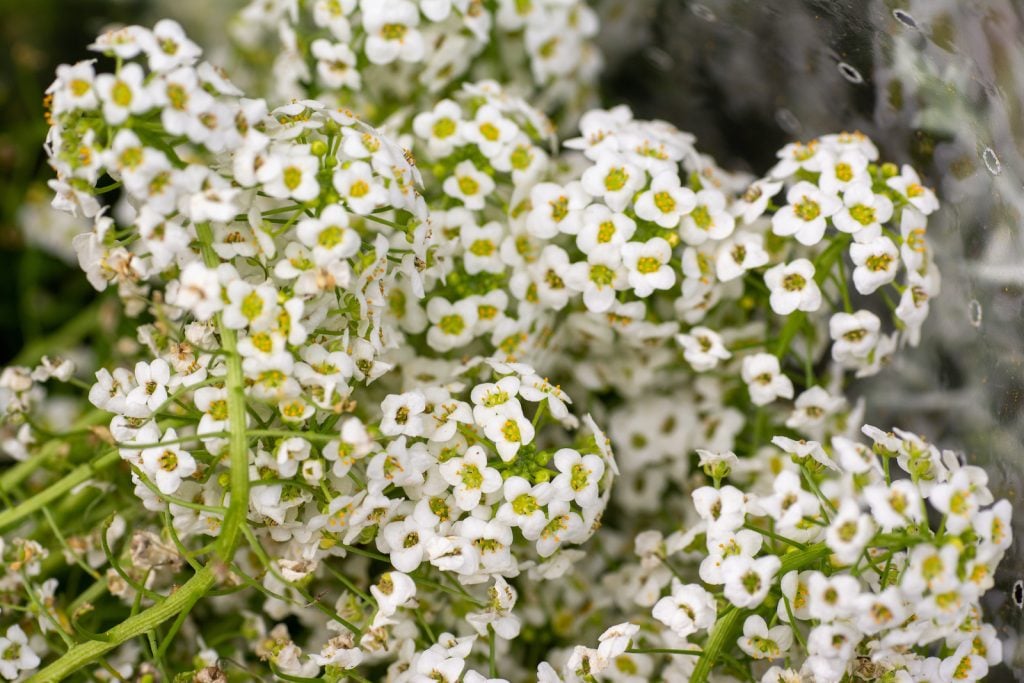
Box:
left=690, top=543, right=830, bottom=682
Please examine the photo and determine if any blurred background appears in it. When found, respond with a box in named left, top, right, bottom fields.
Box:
left=2, top=0, right=1022, bottom=677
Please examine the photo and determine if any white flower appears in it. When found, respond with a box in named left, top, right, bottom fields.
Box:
left=551, top=448, right=605, bottom=507
left=535, top=500, right=585, bottom=557
left=771, top=181, right=841, bottom=246
left=296, top=205, right=360, bottom=265
left=738, top=614, right=793, bottom=660
left=850, top=236, right=899, bottom=295
left=939, top=641, right=988, bottom=682
left=426, top=297, right=479, bottom=352
left=0, top=625, right=40, bottom=680
left=168, top=262, right=222, bottom=321
left=125, top=359, right=172, bottom=417
left=370, top=571, right=417, bottom=616
left=700, top=528, right=761, bottom=584
left=582, top=154, right=646, bottom=213
left=362, top=1, right=425, bottom=65
left=829, top=310, right=881, bottom=364
left=381, top=516, right=434, bottom=572
left=886, top=164, right=939, bottom=215
left=460, top=221, right=506, bottom=275
left=817, top=148, right=869, bottom=195
left=333, top=161, right=387, bottom=215
left=576, top=204, right=636, bottom=253
left=564, top=244, right=627, bottom=313
left=786, top=386, right=846, bottom=434
left=715, top=232, right=769, bottom=282
left=692, top=485, right=747, bottom=534
left=832, top=184, right=893, bottom=242
left=733, top=179, right=783, bottom=225
left=380, top=391, right=427, bottom=437
left=496, top=476, right=553, bottom=538
left=139, top=19, right=201, bottom=72
left=634, top=171, right=696, bottom=228
left=764, top=259, right=821, bottom=315
left=482, top=405, right=535, bottom=462
left=741, top=353, right=794, bottom=406
left=259, top=145, right=321, bottom=202
left=769, top=140, right=828, bottom=179
left=895, top=270, right=936, bottom=347
left=312, top=39, right=360, bottom=90
left=413, top=99, right=464, bottom=157
left=439, top=445, right=503, bottom=511
left=443, top=160, right=495, bottom=210
left=722, top=554, right=780, bottom=608
left=676, top=326, right=731, bottom=372
left=805, top=571, right=861, bottom=623
left=140, top=428, right=197, bottom=495
left=95, top=62, right=151, bottom=124
left=652, top=580, right=716, bottom=638
left=679, top=188, right=734, bottom=245
left=621, top=238, right=675, bottom=297
left=854, top=587, right=906, bottom=635
left=222, top=280, right=278, bottom=331
left=526, top=182, right=588, bottom=238
left=863, top=480, right=923, bottom=532
left=462, top=104, right=519, bottom=160
left=597, top=622, right=639, bottom=663
left=930, top=469, right=985, bottom=534
left=471, top=376, right=521, bottom=424
left=771, top=436, right=837, bottom=470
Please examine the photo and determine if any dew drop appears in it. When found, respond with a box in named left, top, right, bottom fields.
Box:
left=838, top=62, right=864, bottom=84
left=775, top=108, right=801, bottom=135
left=692, top=3, right=716, bottom=21
left=1014, top=580, right=1024, bottom=608
left=893, top=9, right=918, bottom=29
left=969, top=299, right=983, bottom=327
left=643, top=47, right=674, bottom=72
left=982, top=147, right=1002, bottom=176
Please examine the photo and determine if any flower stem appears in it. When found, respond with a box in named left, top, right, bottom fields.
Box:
left=690, top=543, right=830, bottom=683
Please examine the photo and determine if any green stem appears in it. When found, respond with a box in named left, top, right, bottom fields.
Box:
left=26, top=567, right=216, bottom=683
left=0, top=409, right=110, bottom=493
left=11, top=298, right=106, bottom=367
left=690, top=543, right=830, bottom=683
left=194, top=222, right=250, bottom=562
left=0, top=450, right=119, bottom=532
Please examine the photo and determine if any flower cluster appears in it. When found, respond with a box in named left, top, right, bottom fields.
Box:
left=0, top=9, right=1012, bottom=683
left=603, top=423, right=1011, bottom=682
left=229, top=0, right=600, bottom=128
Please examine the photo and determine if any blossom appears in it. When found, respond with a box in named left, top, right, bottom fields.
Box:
left=140, top=428, right=197, bottom=495
left=634, top=170, right=696, bottom=228
left=439, top=445, right=503, bottom=511
left=0, top=625, right=40, bottom=680
left=850, top=237, right=900, bottom=295
left=722, top=555, right=781, bottom=608
left=676, top=326, right=731, bottom=372
left=764, top=259, right=821, bottom=314
left=443, top=160, right=495, bottom=210
left=741, top=353, right=794, bottom=406
left=651, top=580, right=716, bottom=638
left=362, top=1, right=425, bottom=65
left=771, top=181, right=841, bottom=246
left=621, top=238, right=675, bottom=297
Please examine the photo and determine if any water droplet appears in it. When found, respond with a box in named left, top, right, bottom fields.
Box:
left=692, top=3, right=716, bottom=21
left=643, top=47, right=674, bottom=72
left=775, top=108, right=801, bottom=135
left=893, top=9, right=918, bottom=29
left=982, top=147, right=1002, bottom=176
left=838, top=62, right=864, bottom=84
left=1014, top=580, right=1024, bottom=608
left=969, top=299, right=983, bottom=327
